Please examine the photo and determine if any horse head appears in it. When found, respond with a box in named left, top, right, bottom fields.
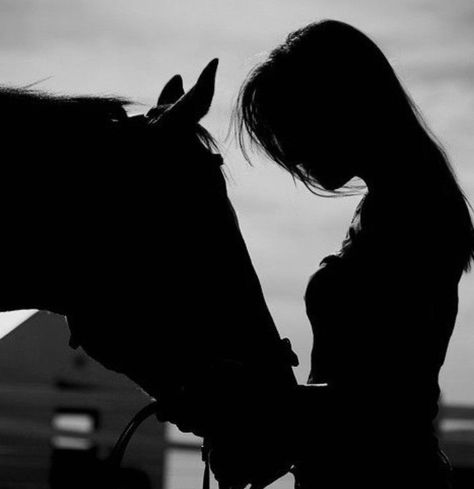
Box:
left=64, top=57, right=297, bottom=417
left=0, top=58, right=298, bottom=488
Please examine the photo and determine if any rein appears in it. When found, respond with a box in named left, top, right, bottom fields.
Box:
left=107, top=401, right=213, bottom=489
left=107, top=401, right=159, bottom=467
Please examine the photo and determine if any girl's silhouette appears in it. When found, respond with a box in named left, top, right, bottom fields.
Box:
left=235, top=19, right=474, bottom=489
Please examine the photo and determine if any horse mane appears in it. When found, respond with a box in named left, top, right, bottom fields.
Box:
left=0, top=87, right=130, bottom=134
left=0, top=86, right=221, bottom=157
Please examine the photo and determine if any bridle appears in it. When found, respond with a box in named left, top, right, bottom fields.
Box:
left=106, top=337, right=300, bottom=489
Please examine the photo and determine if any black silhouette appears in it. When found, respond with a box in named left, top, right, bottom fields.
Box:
left=234, top=20, right=474, bottom=489
left=0, top=60, right=300, bottom=488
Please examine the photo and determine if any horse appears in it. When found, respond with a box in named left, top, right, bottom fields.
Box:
left=0, top=59, right=299, bottom=487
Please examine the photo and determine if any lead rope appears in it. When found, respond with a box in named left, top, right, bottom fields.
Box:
left=109, top=401, right=212, bottom=489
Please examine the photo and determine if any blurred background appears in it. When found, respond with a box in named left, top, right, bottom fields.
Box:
left=0, top=0, right=473, bottom=488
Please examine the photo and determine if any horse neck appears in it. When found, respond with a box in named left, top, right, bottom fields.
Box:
left=0, top=180, right=72, bottom=314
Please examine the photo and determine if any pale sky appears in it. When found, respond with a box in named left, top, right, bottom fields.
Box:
left=0, top=0, right=473, bottom=404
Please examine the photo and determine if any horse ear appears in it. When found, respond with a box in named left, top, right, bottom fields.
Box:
left=157, top=74, right=184, bottom=105
left=161, top=58, right=218, bottom=124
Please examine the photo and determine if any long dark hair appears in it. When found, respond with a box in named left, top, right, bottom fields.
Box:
left=0, top=86, right=130, bottom=128
left=233, top=19, right=474, bottom=271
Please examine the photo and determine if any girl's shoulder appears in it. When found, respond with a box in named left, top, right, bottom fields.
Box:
left=305, top=188, right=467, bottom=303
left=342, top=189, right=466, bottom=278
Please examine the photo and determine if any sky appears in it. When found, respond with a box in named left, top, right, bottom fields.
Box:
left=0, top=0, right=473, bottom=404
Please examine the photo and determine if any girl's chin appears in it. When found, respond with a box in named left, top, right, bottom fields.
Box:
left=320, top=176, right=353, bottom=191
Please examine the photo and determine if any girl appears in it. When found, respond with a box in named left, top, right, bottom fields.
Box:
left=234, top=19, right=474, bottom=489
